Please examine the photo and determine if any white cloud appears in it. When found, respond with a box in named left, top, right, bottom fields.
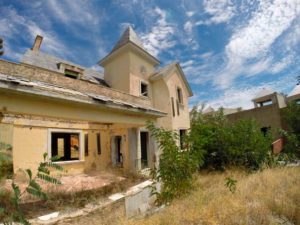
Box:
left=205, top=73, right=296, bottom=109
left=186, top=11, right=195, bottom=17
left=270, top=55, right=294, bottom=74
left=184, top=21, right=193, bottom=33
left=0, top=6, right=69, bottom=61
left=213, top=0, right=298, bottom=89
left=47, top=0, right=99, bottom=26
left=140, top=7, right=176, bottom=57
left=181, top=60, right=194, bottom=67
left=195, top=0, right=236, bottom=26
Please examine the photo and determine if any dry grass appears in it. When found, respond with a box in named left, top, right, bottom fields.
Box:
left=123, top=167, right=300, bottom=225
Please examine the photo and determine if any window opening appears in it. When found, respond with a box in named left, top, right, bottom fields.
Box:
left=51, top=133, right=79, bottom=161
left=141, top=82, right=148, bottom=97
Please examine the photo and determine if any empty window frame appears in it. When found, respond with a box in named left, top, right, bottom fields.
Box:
left=49, top=129, right=82, bottom=162
left=177, top=87, right=183, bottom=104
left=64, top=69, right=79, bottom=79
left=179, top=129, right=186, bottom=149
left=140, top=82, right=148, bottom=97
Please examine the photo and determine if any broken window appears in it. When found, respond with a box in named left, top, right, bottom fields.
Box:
left=141, top=82, right=148, bottom=97
left=65, top=69, right=79, bottom=79
left=51, top=132, right=80, bottom=161
left=261, top=127, right=271, bottom=137
left=179, top=129, right=186, bottom=149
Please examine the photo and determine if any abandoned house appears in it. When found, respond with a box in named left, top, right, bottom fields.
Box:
left=0, top=26, right=193, bottom=176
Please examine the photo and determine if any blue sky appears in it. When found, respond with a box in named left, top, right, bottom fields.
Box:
left=0, top=0, right=299, bottom=109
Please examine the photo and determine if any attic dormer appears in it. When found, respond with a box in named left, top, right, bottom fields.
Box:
left=98, top=26, right=160, bottom=96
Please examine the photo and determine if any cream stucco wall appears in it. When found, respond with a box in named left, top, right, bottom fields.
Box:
left=104, top=51, right=130, bottom=93
left=166, top=70, right=190, bottom=131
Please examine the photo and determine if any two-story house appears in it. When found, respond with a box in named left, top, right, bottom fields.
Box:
left=0, top=26, right=193, bottom=176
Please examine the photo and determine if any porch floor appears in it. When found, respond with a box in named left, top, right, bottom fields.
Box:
left=3, top=170, right=126, bottom=198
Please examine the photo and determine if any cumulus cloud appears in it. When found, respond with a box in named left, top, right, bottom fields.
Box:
left=140, top=7, right=176, bottom=57
left=205, top=73, right=296, bottom=109
left=196, top=0, right=236, bottom=25
left=213, top=0, right=298, bottom=89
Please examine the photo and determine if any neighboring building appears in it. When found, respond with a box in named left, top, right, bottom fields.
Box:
left=287, top=84, right=300, bottom=103
left=0, top=26, right=193, bottom=175
left=226, top=87, right=298, bottom=140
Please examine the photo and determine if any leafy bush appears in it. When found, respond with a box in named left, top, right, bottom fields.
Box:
left=281, top=101, right=300, bottom=157
left=147, top=121, right=198, bottom=206
left=190, top=106, right=273, bottom=170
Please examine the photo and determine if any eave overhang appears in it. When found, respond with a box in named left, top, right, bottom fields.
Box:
left=0, top=73, right=166, bottom=118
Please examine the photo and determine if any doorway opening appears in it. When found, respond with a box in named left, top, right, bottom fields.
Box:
left=111, top=136, right=123, bottom=167
left=140, top=132, right=148, bottom=168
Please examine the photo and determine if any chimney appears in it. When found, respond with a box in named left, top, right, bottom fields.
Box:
left=32, top=35, right=43, bottom=52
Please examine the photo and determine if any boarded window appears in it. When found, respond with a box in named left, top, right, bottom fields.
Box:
left=171, top=97, right=175, bottom=117
left=85, top=134, right=88, bottom=156
left=97, top=133, right=101, bottom=155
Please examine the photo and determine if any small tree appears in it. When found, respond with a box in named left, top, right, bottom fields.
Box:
left=147, top=121, right=198, bottom=206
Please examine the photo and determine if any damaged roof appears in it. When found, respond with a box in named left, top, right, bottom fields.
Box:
left=0, top=73, right=166, bottom=117
left=21, top=50, right=108, bottom=87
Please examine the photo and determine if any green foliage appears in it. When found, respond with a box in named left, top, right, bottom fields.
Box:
left=281, top=101, right=300, bottom=157
left=147, top=121, right=198, bottom=206
left=0, top=152, right=13, bottom=179
left=190, top=106, right=273, bottom=170
left=0, top=153, right=66, bottom=224
left=225, top=177, right=237, bottom=194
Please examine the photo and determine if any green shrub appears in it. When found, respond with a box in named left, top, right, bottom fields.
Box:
left=147, top=121, right=198, bottom=206
left=190, top=106, right=273, bottom=170
left=281, top=101, right=300, bottom=158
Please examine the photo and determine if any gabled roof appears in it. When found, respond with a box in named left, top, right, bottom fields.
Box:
left=287, top=84, right=300, bottom=98
left=150, top=62, right=193, bottom=97
left=21, top=50, right=108, bottom=87
left=252, top=88, right=273, bottom=101
left=111, top=26, right=146, bottom=53
left=98, top=26, right=160, bottom=67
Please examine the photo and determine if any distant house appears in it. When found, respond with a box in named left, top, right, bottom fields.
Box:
left=0, top=26, right=193, bottom=175
left=224, top=86, right=299, bottom=153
